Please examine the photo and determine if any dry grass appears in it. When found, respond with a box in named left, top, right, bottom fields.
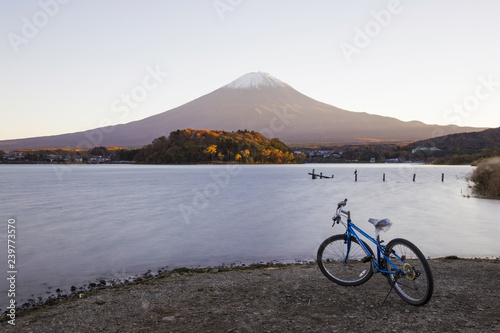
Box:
left=470, top=157, right=500, bottom=198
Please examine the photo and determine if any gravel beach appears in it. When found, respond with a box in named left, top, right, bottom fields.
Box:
left=2, top=258, right=499, bottom=332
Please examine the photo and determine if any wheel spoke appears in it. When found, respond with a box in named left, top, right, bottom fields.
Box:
left=385, top=238, right=433, bottom=306
left=317, top=235, right=374, bottom=286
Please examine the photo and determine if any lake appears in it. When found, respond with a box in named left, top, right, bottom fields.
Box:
left=0, top=163, right=499, bottom=310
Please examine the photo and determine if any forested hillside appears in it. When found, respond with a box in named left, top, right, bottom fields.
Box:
left=133, top=129, right=303, bottom=164
left=405, top=127, right=500, bottom=164
left=408, top=127, right=500, bottom=150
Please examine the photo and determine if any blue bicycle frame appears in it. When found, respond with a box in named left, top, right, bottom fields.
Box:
left=345, top=219, right=401, bottom=275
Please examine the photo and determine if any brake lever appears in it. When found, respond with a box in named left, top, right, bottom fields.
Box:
left=332, top=215, right=341, bottom=226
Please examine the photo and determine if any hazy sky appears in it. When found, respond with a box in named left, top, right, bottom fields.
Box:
left=1, top=0, right=499, bottom=140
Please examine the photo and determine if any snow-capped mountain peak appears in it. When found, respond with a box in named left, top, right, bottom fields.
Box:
left=224, top=72, right=286, bottom=89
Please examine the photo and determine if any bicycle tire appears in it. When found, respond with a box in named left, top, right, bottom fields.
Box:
left=384, top=238, right=434, bottom=306
left=317, top=234, right=374, bottom=286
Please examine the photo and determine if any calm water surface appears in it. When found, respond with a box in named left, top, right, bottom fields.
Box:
left=0, top=163, right=498, bottom=309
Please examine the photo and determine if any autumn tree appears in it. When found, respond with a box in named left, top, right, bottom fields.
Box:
left=134, top=129, right=301, bottom=164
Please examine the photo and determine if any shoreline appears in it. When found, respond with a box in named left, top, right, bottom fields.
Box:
left=2, top=257, right=499, bottom=331
left=3, top=261, right=307, bottom=317
left=4, top=255, right=499, bottom=317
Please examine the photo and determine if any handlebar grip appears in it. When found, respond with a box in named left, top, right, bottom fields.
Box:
left=337, top=198, right=348, bottom=207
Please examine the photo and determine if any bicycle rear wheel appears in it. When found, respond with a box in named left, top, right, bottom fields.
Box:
left=385, top=238, right=434, bottom=306
left=317, top=234, right=374, bottom=286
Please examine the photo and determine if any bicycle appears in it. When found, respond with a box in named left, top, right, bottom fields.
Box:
left=317, top=198, right=434, bottom=306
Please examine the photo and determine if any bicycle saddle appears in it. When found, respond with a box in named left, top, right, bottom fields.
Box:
left=368, top=218, right=392, bottom=234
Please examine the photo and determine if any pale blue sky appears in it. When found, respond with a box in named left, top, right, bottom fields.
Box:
left=1, top=0, right=499, bottom=140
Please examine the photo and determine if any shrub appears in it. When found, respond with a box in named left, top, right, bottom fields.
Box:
left=470, top=157, right=500, bottom=198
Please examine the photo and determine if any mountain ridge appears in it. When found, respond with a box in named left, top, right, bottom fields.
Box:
left=0, top=72, right=487, bottom=150
left=408, top=126, right=500, bottom=150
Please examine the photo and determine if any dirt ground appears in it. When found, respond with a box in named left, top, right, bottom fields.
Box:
left=2, top=258, right=499, bottom=332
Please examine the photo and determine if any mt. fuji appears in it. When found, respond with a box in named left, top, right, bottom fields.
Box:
left=224, top=72, right=287, bottom=89
left=0, top=72, right=485, bottom=149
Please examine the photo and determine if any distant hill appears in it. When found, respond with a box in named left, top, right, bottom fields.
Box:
left=133, top=129, right=300, bottom=164
left=407, top=127, right=500, bottom=150
left=404, top=127, right=500, bottom=164
left=0, top=72, right=486, bottom=150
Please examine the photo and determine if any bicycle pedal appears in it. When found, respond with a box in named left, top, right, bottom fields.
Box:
left=361, top=255, right=373, bottom=263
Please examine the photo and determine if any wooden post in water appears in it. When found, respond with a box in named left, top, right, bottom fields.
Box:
left=383, top=173, right=386, bottom=182
left=308, top=169, right=333, bottom=180
left=413, top=174, right=416, bottom=182
left=442, top=173, right=444, bottom=182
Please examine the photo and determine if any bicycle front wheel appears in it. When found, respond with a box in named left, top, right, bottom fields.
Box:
left=317, top=234, right=374, bottom=286
left=385, top=238, right=434, bottom=306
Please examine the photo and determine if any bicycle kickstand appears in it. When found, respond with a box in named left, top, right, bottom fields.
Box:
left=382, top=282, right=395, bottom=306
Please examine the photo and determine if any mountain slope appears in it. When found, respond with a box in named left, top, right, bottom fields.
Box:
left=408, top=127, right=500, bottom=150
left=0, top=72, right=486, bottom=150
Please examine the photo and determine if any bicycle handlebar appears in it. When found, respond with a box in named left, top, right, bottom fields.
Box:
left=337, top=198, right=348, bottom=208
left=333, top=198, right=350, bottom=225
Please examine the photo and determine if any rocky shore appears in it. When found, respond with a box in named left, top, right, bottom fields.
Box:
left=2, top=258, right=499, bottom=332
